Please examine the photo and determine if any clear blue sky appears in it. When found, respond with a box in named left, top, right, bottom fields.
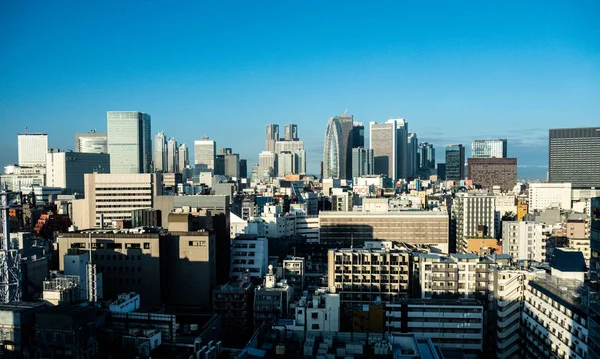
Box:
left=1, top=1, right=599, bottom=179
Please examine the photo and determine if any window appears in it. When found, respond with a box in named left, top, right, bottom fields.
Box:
left=143, top=243, right=150, bottom=249
left=189, top=241, right=207, bottom=247
left=311, top=324, right=320, bottom=330
left=126, top=243, right=141, bottom=249
left=312, top=313, right=319, bottom=319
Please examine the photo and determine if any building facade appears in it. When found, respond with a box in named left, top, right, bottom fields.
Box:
left=45, top=151, right=110, bottom=194
left=153, top=131, right=167, bottom=172
left=18, top=133, right=48, bottom=167
left=194, top=136, right=216, bottom=170
left=549, top=127, right=600, bottom=188
left=467, top=158, right=517, bottom=191
left=472, top=139, right=507, bottom=158
left=502, top=221, right=550, bottom=262
left=107, top=111, right=152, bottom=174
left=445, top=144, right=465, bottom=181
left=351, top=147, right=374, bottom=178
left=528, top=183, right=572, bottom=213
left=370, top=120, right=397, bottom=180
left=452, top=193, right=496, bottom=254
left=265, top=124, right=279, bottom=152
left=75, top=130, right=108, bottom=154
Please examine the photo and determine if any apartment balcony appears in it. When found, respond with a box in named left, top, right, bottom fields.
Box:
left=496, top=333, right=521, bottom=352
left=497, top=301, right=521, bottom=317
left=497, top=321, right=519, bottom=340
left=497, top=312, right=520, bottom=329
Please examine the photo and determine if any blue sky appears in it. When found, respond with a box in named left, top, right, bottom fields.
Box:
left=1, top=1, right=599, bottom=179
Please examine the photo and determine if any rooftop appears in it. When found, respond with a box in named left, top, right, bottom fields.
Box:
left=550, top=248, right=586, bottom=272
left=528, top=273, right=587, bottom=317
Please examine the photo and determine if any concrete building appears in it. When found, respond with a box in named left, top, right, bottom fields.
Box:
left=166, top=137, right=178, bottom=173
left=17, top=133, right=48, bottom=167
left=71, top=173, right=161, bottom=229
left=282, top=256, right=305, bottom=288
left=0, top=302, right=46, bottom=354
left=265, top=124, right=279, bottom=152
left=194, top=136, right=216, bottom=170
left=230, top=235, right=268, bottom=279
left=472, top=139, right=507, bottom=159
left=177, top=143, right=189, bottom=175
left=254, top=268, right=293, bottom=329
left=328, top=248, right=412, bottom=304
left=45, top=151, right=110, bottom=194
left=502, top=221, right=551, bottom=262
left=284, top=123, right=298, bottom=141
left=277, top=151, right=296, bottom=177
left=467, top=158, right=517, bottom=191
left=107, top=111, right=152, bottom=174
left=224, top=153, right=240, bottom=178
left=395, top=119, right=409, bottom=180
left=529, top=183, right=572, bottom=213
left=75, top=130, right=108, bottom=154
left=445, top=144, right=465, bottom=181
left=292, top=288, right=340, bottom=332
left=320, top=210, right=449, bottom=250
left=417, top=142, right=436, bottom=179
left=370, top=120, right=397, bottom=180
left=0, top=165, right=46, bottom=191
left=452, top=193, right=496, bottom=254
left=549, top=127, right=600, bottom=188
left=258, top=151, right=277, bottom=180
left=212, top=279, right=254, bottom=340
left=351, top=147, right=374, bottom=178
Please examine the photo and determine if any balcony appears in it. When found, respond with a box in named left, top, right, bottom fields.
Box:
left=497, top=312, right=520, bottom=328
left=497, top=322, right=519, bottom=340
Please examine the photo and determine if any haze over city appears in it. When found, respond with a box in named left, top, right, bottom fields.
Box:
left=1, top=1, right=599, bottom=177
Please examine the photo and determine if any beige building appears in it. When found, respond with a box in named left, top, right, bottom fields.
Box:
left=328, top=248, right=412, bottom=304
left=72, top=173, right=162, bottom=229
left=319, top=211, right=449, bottom=251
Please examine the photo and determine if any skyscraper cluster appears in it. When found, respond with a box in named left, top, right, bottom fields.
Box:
left=256, top=123, right=306, bottom=181
left=153, top=131, right=188, bottom=174
left=323, top=111, right=365, bottom=179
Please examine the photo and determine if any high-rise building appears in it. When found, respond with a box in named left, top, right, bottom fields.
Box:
left=277, top=152, right=296, bottom=177
left=323, top=113, right=354, bottom=179
left=75, top=130, right=107, bottom=154
left=351, top=148, right=374, bottom=178
left=452, top=193, right=496, bottom=254
left=18, top=133, right=48, bottom=167
left=218, top=148, right=232, bottom=155
left=549, top=127, right=600, bottom=188
left=177, top=144, right=188, bottom=174
left=265, top=124, right=279, bottom=152
left=166, top=138, right=178, bottom=173
left=406, top=133, right=418, bottom=179
left=258, top=151, right=277, bottom=180
left=395, top=119, right=409, bottom=179
left=471, top=139, right=507, bottom=158
left=153, top=131, right=166, bottom=172
left=224, top=153, right=240, bottom=178
left=467, top=158, right=517, bottom=191
left=417, top=142, right=435, bottom=179
left=239, top=159, right=247, bottom=178
left=445, top=144, right=465, bottom=181
left=107, top=111, right=152, bottom=174
left=193, top=136, right=216, bottom=170
left=46, top=151, right=110, bottom=194
left=589, top=197, right=600, bottom=358
left=351, top=122, right=365, bottom=149
left=370, top=120, right=396, bottom=180
left=284, top=124, right=298, bottom=141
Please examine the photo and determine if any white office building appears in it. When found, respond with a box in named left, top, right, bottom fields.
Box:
left=153, top=131, right=167, bottom=172
left=75, top=130, right=108, bottom=154
left=529, top=183, right=572, bottom=213
left=107, top=111, right=152, bottom=174
left=230, top=235, right=268, bottom=279
left=18, top=133, right=48, bottom=167
left=194, top=136, right=216, bottom=170
left=166, top=138, right=178, bottom=173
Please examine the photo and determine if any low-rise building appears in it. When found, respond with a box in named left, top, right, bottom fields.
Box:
left=254, top=267, right=293, bottom=329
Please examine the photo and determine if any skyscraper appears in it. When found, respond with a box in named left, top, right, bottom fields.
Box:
left=166, top=138, right=178, bottom=173
left=224, top=153, right=240, bottom=178
left=417, top=142, right=435, bottom=178
left=178, top=144, right=189, bottom=174
left=258, top=151, right=277, bottom=180
left=471, top=139, right=507, bottom=158
left=351, top=122, right=365, bottom=149
left=107, top=111, right=152, bottom=174
left=277, top=152, right=296, bottom=176
left=406, top=133, right=418, bottom=179
left=75, top=130, right=107, bottom=154
left=352, top=147, right=374, bottom=178
left=395, top=119, right=409, bottom=179
left=445, top=144, right=465, bottom=181
left=369, top=120, right=396, bottom=180
left=265, top=124, right=279, bottom=152
left=154, top=131, right=167, bottom=172
left=239, top=159, right=247, bottom=178
left=17, top=133, right=48, bottom=167
left=323, top=112, right=354, bottom=179
left=194, top=136, right=216, bottom=171
left=549, top=127, right=600, bottom=188
left=284, top=124, right=298, bottom=141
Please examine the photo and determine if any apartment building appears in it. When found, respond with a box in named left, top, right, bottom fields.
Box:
left=291, top=288, right=340, bottom=332
left=254, top=268, right=293, bottom=329
left=452, top=193, right=496, bottom=254
left=528, top=183, right=572, bottom=213
left=282, top=256, right=305, bottom=288
left=230, top=235, right=268, bottom=280
left=212, top=279, right=254, bottom=340
left=328, top=248, right=412, bottom=305
left=502, top=221, right=551, bottom=263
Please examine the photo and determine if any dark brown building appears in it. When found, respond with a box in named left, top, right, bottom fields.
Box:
left=212, top=279, right=254, bottom=346
left=467, top=158, right=517, bottom=191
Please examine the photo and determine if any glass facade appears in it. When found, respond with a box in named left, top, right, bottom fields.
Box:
left=549, top=127, right=600, bottom=188
left=445, top=144, right=465, bottom=181
left=107, top=111, right=152, bottom=174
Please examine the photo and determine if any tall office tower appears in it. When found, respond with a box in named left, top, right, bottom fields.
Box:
left=18, top=133, right=48, bottom=167
left=224, top=153, right=240, bottom=178
left=218, top=147, right=232, bottom=155
left=417, top=142, right=436, bottom=178
left=258, top=151, right=277, bottom=179
left=46, top=151, right=110, bottom=194
left=407, top=133, right=418, bottom=179
left=589, top=198, right=600, bottom=358
left=166, top=138, right=178, bottom=173
left=395, top=119, right=409, bottom=179
left=277, top=152, right=296, bottom=176
left=107, top=111, right=152, bottom=174
left=369, top=120, right=396, bottom=180
left=284, top=123, right=298, bottom=141
left=471, top=139, right=507, bottom=158
left=445, top=144, right=465, bottom=181
left=177, top=143, right=189, bottom=174
left=351, top=122, right=365, bottom=148
left=549, top=127, right=600, bottom=188
left=351, top=148, right=374, bottom=178
left=194, top=136, right=216, bottom=170
left=323, top=112, right=354, bottom=179
left=452, top=193, right=496, bottom=254
left=75, top=130, right=107, bottom=154
left=214, top=155, right=225, bottom=175
left=295, top=149, right=306, bottom=174
left=265, top=124, right=279, bottom=152
left=239, top=159, right=247, bottom=178
left=153, top=131, right=167, bottom=172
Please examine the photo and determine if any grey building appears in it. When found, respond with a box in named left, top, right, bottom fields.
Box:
left=323, top=112, right=354, bottom=179
left=395, top=119, right=409, bottom=179
left=224, top=153, right=240, bottom=178
left=417, top=142, right=435, bottom=179
left=265, top=124, right=279, bottom=152
left=549, top=127, right=600, bottom=188
left=153, top=131, right=166, bottom=172
left=45, top=151, right=110, bottom=194
left=471, top=139, right=507, bottom=158
left=284, top=123, right=298, bottom=141
left=75, top=130, right=107, bottom=154
left=166, top=137, right=178, bottom=173
left=351, top=147, right=374, bottom=178
left=370, top=120, right=396, bottom=180
left=407, top=132, right=418, bottom=179
left=194, top=136, right=216, bottom=170
left=445, top=144, right=465, bottom=181
left=452, top=193, right=496, bottom=254
left=107, top=111, right=152, bottom=174
left=177, top=143, right=189, bottom=175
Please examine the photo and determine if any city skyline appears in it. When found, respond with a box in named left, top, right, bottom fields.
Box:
left=1, top=2, right=599, bottom=179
